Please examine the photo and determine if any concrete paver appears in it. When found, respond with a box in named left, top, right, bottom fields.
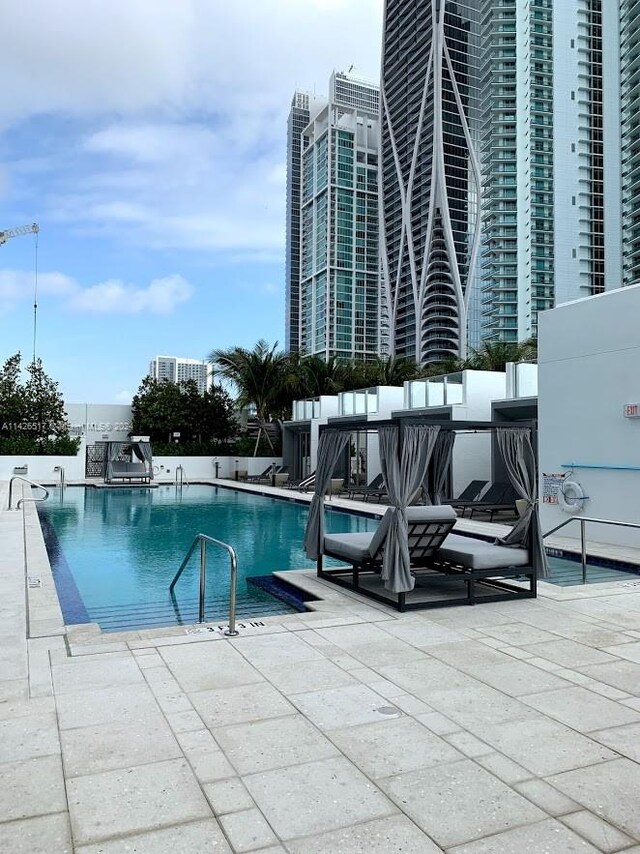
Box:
left=213, top=713, right=339, bottom=775
left=5, top=492, right=640, bottom=852
left=67, top=758, right=212, bottom=845
left=244, top=756, right=396, bottom=841
left=380, top=757, right=544, bottom=849
left=285, top=814, right=442, bottom=854
left=74, top=819, right=232, bottom=853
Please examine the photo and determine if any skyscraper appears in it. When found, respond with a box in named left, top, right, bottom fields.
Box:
left=289, top=71, right=382, bottom=361
left=380, top=1, right=482, bottom=362
left=380, top=0, right=622, bottom=358
left=148, top=356, right=212, bottom=394
left=285, top=91, right=324, bottom=353
left=480, top=0, right=621, bottom=343
left=621, top=0, right=640, bottom=286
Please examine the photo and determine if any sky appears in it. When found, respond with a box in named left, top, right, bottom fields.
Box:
left=0, top=0, right=383, bottom=403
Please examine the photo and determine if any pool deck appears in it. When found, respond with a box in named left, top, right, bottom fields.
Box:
left=3, top=480, right=640, bottom=852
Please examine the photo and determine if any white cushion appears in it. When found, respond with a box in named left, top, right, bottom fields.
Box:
left=438, top=534, right=530, bottom=570
left=323, top=532, right=375, bottom=563
left=324, top=505, right=458, bottom=564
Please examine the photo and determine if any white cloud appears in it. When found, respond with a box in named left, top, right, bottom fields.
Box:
left=0, top=269, right=193, bottom=316
left=69, top=274, right=193, bottom=315
left=0, top=1, right=383, bottom=258
left=114, top=390, right=133, bottom=404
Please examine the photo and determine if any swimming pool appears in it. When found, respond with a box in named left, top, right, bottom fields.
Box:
left=39, top=485, right=377, bottom=632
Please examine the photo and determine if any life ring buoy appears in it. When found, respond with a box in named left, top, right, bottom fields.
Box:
left=559, top=479, right=585, bottom=514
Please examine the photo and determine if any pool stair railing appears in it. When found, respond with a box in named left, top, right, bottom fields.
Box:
left=175, top=465, right=190, bottom=488
left=543, top=515, right=640, bottom=584
left=169, top=532, right=239, bottom=635
left=7, top=475, right=49, bottom=510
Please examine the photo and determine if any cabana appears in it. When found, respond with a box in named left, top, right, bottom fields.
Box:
left=104, top=441, right=154, bottom=484
left=303, top=419, right=546, bottom=611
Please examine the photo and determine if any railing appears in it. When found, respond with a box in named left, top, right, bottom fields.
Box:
left=543, top=516, right=640, bottom=584
left=175, top=465, right=189, bottom=488
left=169, top=533, right=238, bottom=635
left=53, top=465, right=65, bottom=490
left=8, top=475, right=50, bottom=510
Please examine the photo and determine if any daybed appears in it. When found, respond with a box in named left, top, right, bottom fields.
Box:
left=320, top=505, right=536, bottom=611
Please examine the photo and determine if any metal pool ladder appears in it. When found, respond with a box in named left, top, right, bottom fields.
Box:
left=169, top=534, right=239, bottom=635
left=175, top=465, right=189, bottom=488
left=8, top=475, right=49, bottom=510
left=543, top=515, right=640, bottom=583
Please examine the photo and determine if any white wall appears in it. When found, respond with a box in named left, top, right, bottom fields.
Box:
left=153, top=456, right=281, bottom=481
left=0, top=452, right=86, bottom=483
left=0, top=452, right=282, bottom=485
left=539, top=284, right=640, bottom=548
left=65, top=404, right=133, bottom=443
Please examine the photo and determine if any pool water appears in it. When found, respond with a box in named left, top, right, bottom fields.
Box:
left=39, top=485, right=376, bottom=632
left=545, top=554, right=640, bottom=586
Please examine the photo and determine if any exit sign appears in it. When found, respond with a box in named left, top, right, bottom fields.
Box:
left=624, top=403, right=640, bottom=418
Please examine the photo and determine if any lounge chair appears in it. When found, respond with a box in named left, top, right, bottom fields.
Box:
left=319, top=506, right=536, bottom=611
left=444, top=479, right=488, bottom=503
left=285, top=471, right=316, bottom=491
left=247, top=464, right=276, bottom=483
left=347, top=473, right=386, bottom=502
left=322, top=505, right=458, bottom=583
left=452, top=482, right=519, bottom=520
left=108, top=461, right=151, bottom=483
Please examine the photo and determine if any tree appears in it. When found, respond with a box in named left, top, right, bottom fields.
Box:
left=363, top=355, right=420, bottom=387
left=467, top=340, right=535, bottom=372
left=131, top=377, right=236, bottom=447
left=0, top=353, right=79, bottom=454
left=131, top=377, right=185, bottom=443
left=0, top=353, right=23, bottom=435
left=209, top=340, right=291, bottom=454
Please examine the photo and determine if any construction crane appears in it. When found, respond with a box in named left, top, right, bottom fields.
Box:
left=0, top=222, right=40, bottom=361
left=0, top=222, right=39, bottom=245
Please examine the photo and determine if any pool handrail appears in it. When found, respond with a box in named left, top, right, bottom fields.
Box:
left=543, top=515, right=640, bottom=584
left=8, top=475, right=49, bottom=510
left=175, top=465, right=189, bottom=488
left=169, top=533, right=239, bottom=635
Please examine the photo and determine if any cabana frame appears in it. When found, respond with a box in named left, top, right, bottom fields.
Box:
left=313, top=418, right=541, bottom=612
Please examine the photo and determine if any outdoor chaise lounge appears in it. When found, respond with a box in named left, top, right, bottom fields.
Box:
left=247, top=464, right=275, bottom=483
left=286, top=471, right=316, bottom=491
left=452, top=481, right=520, bottom=520
left=445, top=479, right=488, bottom=503
left=346, top=473, right=387, bottom=502
left=108, top=461, right=151, bottom=483
left=320, top=504, right=536, bottom=611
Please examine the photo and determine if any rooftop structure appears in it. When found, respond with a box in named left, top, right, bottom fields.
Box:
left=148, top=356, right=213, bottom=394
left=287, top=71, right=383, bottom=361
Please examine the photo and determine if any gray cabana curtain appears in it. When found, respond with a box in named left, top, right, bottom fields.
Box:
left=105, top=442, right=122, bottom=482
left=137, top=442, right=154, bottom=480
left=379, top=424, right=441, bottom=593
left=496, top=427, right=548, bottom=578
left=304, top=429, right=350, bottom=560
left=422, top=429, right=455, bottom=505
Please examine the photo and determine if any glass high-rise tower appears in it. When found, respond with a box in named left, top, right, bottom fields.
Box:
left=381, top=0, right=482, bottom=362
left=621, top=0, right=640, bottom=286
left=381, top=0, right=622, bottom=358
left=288, top=72, right=382, bottom=361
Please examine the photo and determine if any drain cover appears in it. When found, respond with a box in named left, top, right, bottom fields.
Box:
left=376, top=705, right=401, bottom=718
left=27, top=577, right=41, bottom=589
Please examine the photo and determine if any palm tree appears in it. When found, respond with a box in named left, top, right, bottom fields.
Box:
left=209, top=340, right=290, bottom=455
left=297, top=355, right=352, bottom=397
left=363, top=355, right=420, bottom=387
left=467, top=340, right=526, bottom=372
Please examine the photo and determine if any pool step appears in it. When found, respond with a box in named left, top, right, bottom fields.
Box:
left=86, top=591, right=297, bottom=633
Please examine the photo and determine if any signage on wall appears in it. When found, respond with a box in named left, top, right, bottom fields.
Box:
left=623, top=404, right=640, bottom=418
left=542, top=473, right=564, bottom=505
